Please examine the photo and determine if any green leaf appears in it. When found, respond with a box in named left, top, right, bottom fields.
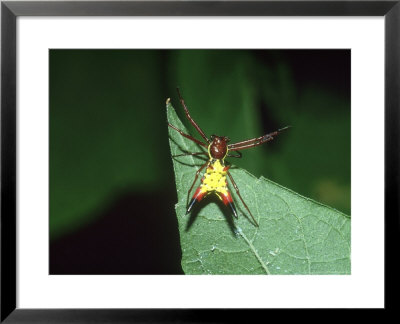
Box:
left=167, top=100, right=351, bottom=275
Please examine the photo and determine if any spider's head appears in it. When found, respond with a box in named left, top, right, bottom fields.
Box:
left=208, top=135, right=230, bottom=160
left=210, top=135, right=230, bottom=142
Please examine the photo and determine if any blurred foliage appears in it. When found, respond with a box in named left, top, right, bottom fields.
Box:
left=50, top=49, right=350, bottom=240
left=50, top=50, right=170, bottom=238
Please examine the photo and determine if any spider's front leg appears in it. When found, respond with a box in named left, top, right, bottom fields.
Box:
left=176, top=88, right=210, bottom=144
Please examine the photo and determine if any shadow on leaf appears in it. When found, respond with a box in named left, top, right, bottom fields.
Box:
left=184, top=194, right=237, bottom=235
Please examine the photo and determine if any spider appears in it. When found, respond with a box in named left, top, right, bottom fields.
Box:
left=168, top=88, right=289, bottom=227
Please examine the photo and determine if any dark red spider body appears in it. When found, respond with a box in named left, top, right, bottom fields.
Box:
left=208, top=135, right=230, bottom=160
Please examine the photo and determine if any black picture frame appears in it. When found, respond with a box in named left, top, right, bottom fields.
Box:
left=1, top=0, right=398, bottom=321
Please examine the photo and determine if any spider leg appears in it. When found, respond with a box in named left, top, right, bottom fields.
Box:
left=227, top=151, right=242, bottom=158
left=186, top=161, right=208, bottom=214
left=228, top=137, right=274, bottom=151
left=228, top=126, right=290, bottom=151
left=177, top=87, right=210, bottom=144
left=168, top=123, right=208, bottom=148
left=227, top=171, right=259, bottom=227
left=229, top=134, right=269, bottom=149
left=172, top=151, right=208, bottom=158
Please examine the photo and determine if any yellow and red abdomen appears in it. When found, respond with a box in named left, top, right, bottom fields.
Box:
left=186, top=159, right=237, bottom=217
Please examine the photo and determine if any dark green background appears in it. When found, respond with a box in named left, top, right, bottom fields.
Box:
left=50, top=49, right=350, bottom=274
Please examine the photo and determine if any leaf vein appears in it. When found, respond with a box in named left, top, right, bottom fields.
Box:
left=237, top=227, right=270, bottom=275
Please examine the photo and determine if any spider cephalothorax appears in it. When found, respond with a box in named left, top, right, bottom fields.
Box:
left=208, top=135, right=230, bottom=160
